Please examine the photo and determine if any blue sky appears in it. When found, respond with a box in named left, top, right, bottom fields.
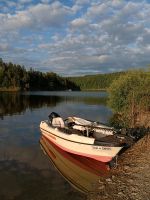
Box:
left=0, top=0, right=150, bottom=76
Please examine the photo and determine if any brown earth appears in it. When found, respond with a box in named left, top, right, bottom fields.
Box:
left=88, top=133, right=150, bottom=200
left=136, top=112, right=150, bottom=127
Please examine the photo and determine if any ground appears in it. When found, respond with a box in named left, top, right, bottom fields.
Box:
left=88, top=133, right=150, bottom=200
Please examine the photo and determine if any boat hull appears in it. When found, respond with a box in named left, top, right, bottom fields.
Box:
left=40, top=121, right=122, bottom=163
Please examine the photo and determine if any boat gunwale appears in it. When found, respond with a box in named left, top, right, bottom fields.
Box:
left=40, top=123, right=123, bottom=147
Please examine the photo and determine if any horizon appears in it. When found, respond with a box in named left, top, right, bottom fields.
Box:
left=2, top=58, right=147, bottom=77
left=0, top=0, right=150, bottom=76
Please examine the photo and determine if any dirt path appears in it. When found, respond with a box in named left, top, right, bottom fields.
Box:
left=88, top=133, right=150, bottom=200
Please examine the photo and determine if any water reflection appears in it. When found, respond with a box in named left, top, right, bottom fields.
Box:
left=40, top=136, right=110, bottom=194
left=0, top=91, right=112, bottom=199
left=0, top=92, right=61, bottom=118
left=0, top=159, right=85, bottom=200
left=0, top=92, right=108, bottom=119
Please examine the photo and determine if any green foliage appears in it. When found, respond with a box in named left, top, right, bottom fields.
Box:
left=0, top=67, right=4, bottom=85
left=0, top=59, right=29, bottom=90
left=0, top=59, right=79, bottom=91
left=109, top=113, right=126, bottom=129
left=68, top=72, right=124, bottom=90
left=0, top=58, right=126, bottom=91
left=107, top=70, right=150, bottom=127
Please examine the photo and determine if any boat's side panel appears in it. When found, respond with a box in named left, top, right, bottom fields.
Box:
left=40, top=121, right=95, bottom=144
left=40, top=122, right=122, bottom=162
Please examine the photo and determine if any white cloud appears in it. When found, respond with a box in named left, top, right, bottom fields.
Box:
left=75, top=0, right=90, bottom=5
left=0, top=43, right=11, bottom=51
left=71, top=18, right=88, bottom=27
left=98, top=55, right=110, bottom=63
left=18, top=0, right=33, bottom=3
left=1, top=0, right=150, bottom=75
left=5, top=1, right=17, bottom=7
left=87, top=2, right=109, bottom=18
left=0, top=2, right=72, bottom=32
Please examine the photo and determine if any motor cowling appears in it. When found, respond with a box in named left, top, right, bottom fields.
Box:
left=48, top=112, right=60, bottom=123
left=48, top=112, right=64, bottom=128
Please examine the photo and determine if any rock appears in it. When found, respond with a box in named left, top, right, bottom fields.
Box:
left=105, top=178, right=112, bottom=182
left=98, top=185, right=105, bottom=190
left=123, top=166, right=130, bottom=170
left=111, top=175, right=115, bottom=180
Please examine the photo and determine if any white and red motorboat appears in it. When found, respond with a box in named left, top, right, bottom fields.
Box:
left=40, top=112, right=133, bottom=163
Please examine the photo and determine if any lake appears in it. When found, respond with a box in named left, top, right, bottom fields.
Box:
left=0, top=91, right=112, bottom=200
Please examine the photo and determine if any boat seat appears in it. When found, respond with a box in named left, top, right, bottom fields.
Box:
left=52, top=117, right=65, bottom=128
left=72, top=125, right=86, bottom=132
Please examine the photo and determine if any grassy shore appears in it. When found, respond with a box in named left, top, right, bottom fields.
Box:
left=0, top=87, right=20, bottom=92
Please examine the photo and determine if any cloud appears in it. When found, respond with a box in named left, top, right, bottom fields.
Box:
left=5, top=1, right=17, bottom=7
left=40, top=0, right=52, bottom=4
left=71, top=18, right=88, bottom=28
left=18, top=0, right=33, bottom=3
left=86, top=2, right=109, bottom=19
left=1, top=0, right=150, bottom=75
left=75, top=0, right=90, bottom=5
left=0, top=43, right=11, bottom=51
left=0, top=1, right=72, bottom=32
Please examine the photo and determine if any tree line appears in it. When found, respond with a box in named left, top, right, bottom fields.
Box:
left=68, top=72, right=125, bottom=90
left=0, top=58, right=149, bottom=127
left=0, top=58, right=127, bottom=91
left=0, top=59, right=79, bottom=91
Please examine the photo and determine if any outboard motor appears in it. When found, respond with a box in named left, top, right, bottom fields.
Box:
left=48, top=112, right=60, bottom=124
left=48, top=112, right=64, bottom=128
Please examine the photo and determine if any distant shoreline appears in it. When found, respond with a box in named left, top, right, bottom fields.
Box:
left=0, top=87, right=106, bottom=92
left=81, top=88, right=107, bottom=91
left=0, top=87, right=21, bottom=92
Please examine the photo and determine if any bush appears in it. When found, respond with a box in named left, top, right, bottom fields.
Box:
left=107, top=70, right=150, bottom=128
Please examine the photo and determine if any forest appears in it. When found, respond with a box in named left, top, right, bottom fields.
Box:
left=68, top=72, right=125, bottom=90
left=0, top=59, right=79, bottom=91
left=0, top=58, right=149, bottom=127
left=69, top=68, right=150, bottom=128
left=0, top=58, right=126, bottom=91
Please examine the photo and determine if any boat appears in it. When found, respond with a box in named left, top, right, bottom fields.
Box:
left=65, top=116, right=114, bottom=136
left=40, top=112, right=133, bottom=163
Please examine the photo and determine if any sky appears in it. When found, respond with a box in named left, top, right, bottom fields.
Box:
left=0, top=0, right=150, bottom=76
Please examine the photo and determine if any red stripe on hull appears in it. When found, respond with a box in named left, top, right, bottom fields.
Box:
left=43, top=134, right=112, bottom=163
left=41, top=135, right=110, bottom=176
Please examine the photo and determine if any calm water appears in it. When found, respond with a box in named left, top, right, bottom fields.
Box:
left=0, top=91, right=112, bottom=200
